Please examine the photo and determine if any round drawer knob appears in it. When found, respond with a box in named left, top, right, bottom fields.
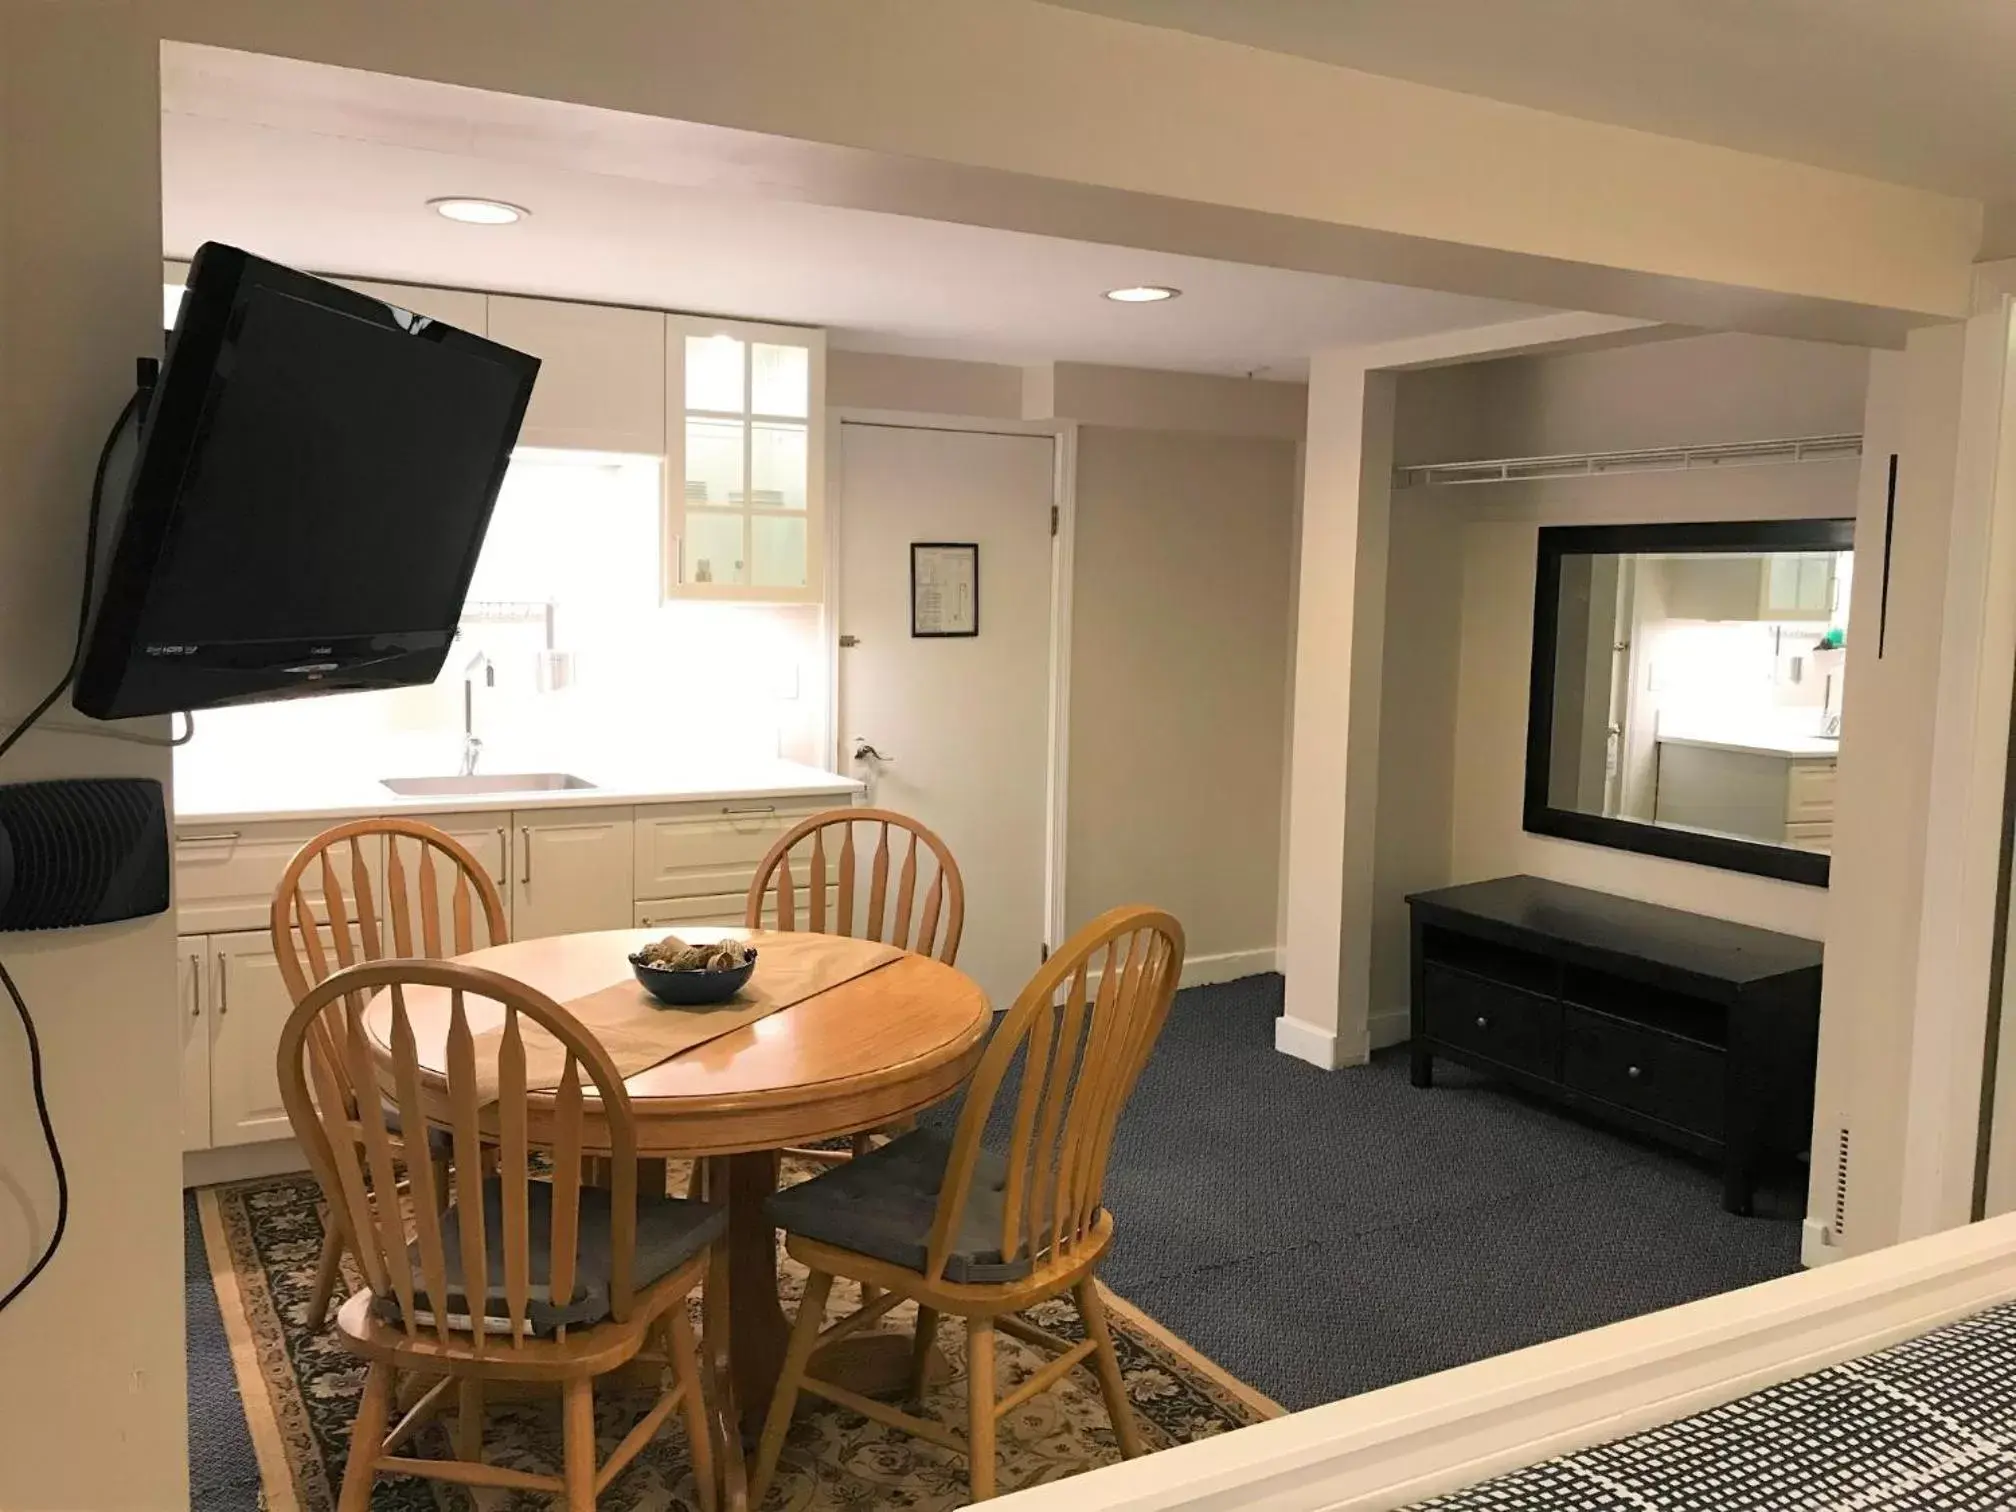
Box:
left=1474, top=1015, right=1489, bottom=1029
left=1627, top=1064, right=1644, bottom=1080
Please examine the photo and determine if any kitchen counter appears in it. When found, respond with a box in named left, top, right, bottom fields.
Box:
left=1656, top=731, right=1839, bottom=761
left=173, top=756, right=861, bottom=827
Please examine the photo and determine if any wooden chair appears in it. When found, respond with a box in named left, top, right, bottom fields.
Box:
left=277, top=957, right=723, bottom=1512
left=745, top=806, right=965, bottom=1166
left=271, top=817, right=512, bottom=1328
left=749, top=904, right=1185, bottom=1504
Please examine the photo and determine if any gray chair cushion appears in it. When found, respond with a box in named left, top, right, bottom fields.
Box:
left=378, top=1178, right=724, bottom=1337
left=766, top=1128, right=1034, bottom=1284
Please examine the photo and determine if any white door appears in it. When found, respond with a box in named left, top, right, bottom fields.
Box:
left=837, top=421, right=1056, bottom=1010
left=512, top=807, right=636, bottom=940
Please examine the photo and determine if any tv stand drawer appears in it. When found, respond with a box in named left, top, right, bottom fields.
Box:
left=1422, top=964, right=1560, bottom=1079
left=1562, top=1006, right=1724, bottom=1137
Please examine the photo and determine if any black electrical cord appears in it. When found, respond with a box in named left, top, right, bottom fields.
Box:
left=0, top=382, right=146, bottom=1317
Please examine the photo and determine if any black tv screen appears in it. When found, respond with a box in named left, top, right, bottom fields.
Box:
left=73, top=244, right=539, bottom=719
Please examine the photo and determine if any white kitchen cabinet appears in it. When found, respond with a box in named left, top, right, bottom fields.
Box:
left=177, top=938, right=211, bottom=1155
left=1654, top=745, right=1838, bottom=848
left=487, top=295, right=666, bottom=454
left=1656, top=552, right=1842, bottom=624
left=633, top=797, right=830, bottom=901
left=175, top=820, right=383, bottom=936
left=208, top=930, right=305, bottom=1149
left=512, top=807, right=636, bottom=940
left=394, top=814, right=515, bottom=944
left=1760, top=553, right=1838, bottom=621
left=634, top=886, right=838, bottom=932
left=666, top=313, right=826, bottom=602
left=332, top=278, right=488, bottom=335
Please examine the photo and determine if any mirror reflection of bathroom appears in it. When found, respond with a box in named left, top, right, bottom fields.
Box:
left=1546, top=545, right=1850, bottom=855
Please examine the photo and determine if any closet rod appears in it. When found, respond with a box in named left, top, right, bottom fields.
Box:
left=1394, top=433, right=1862, bottom=490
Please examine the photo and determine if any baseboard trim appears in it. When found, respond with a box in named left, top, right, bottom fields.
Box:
left=1803, top=1217, right=1846, bottom=1268
left=1369, top=1007, right=1412, bottom=1050
left=1274, top=1014, right=1342, bottom=1069
left=183, top=1138, right=308, bottom=1190
left=1179, top=947, right=1279, bottom=990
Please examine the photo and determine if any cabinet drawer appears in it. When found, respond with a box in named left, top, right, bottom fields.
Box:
left=1561, top=1006, right=1724, bottom=1137
left=1783, top=820, right=1832, bottom=853
left=635, top=886, right=841, bottom=932
left=175, top=821, right=383, bottom=935
left=1422, top=965, right=1561, bottom=1079
left=1785, top=761, right=1836, bottom=822
left=633, top=797, right=842, bottom=899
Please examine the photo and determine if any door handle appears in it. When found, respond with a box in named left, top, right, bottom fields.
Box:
left=216, top=955, right=228, bottom=1017
left=521, top=827, right=532, bottom=887
left=189, top=953, right=202, bottom=1018
left=494, top=827, right=508, bottom=888
left=853, top=740, right=892, bottom=763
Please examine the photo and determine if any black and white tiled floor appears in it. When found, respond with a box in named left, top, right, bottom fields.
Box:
left=1415, top=1300, right=2016, bottom=1510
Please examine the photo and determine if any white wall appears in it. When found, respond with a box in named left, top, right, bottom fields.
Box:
left=828, top=349, right=1022, bottom=419
left=1066, top=426, right=1298, bottom=978
left=0, top=9, right=187, bottom=1508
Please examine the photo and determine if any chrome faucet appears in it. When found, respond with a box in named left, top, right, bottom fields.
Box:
left=460, top=650, right=494, bottom=776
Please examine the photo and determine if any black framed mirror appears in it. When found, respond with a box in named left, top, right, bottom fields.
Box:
left=1525, top=518, right=1854, bottom=887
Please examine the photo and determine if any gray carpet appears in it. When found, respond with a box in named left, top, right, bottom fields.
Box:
left=184, top=972, right=1801, bottom=1500
left=185, top=1189, right=262, bottom=1512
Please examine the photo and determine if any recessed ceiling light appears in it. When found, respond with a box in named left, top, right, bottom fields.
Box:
left=428, top=197, right=528, bottom=226
left=1104, top=285, right=1181, bottom=303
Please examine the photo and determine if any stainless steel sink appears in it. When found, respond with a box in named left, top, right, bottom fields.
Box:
left=380, top=772, right=597, bottom=797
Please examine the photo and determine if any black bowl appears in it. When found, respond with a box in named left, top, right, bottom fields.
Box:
left=627, top=949, right=758, bottom=1008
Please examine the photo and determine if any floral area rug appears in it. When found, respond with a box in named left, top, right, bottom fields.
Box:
left=196, top=1164, right=1277, bottom=1510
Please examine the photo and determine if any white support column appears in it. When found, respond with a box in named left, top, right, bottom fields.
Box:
left=1275, top=314, right=1646, bottom=1072
left=1807, top=295, right=2016, bottom=1262
left=1278, top=356, right=1395, bottom=1068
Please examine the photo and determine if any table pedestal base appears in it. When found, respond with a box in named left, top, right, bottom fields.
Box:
left=713, top=1151, right=950, bottom=1433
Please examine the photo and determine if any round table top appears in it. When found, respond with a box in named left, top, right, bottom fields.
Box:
left=362, top=927, right=992, bottom=1156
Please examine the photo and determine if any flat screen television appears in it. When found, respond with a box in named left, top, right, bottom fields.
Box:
left=72, top=243, right=540, bottom=719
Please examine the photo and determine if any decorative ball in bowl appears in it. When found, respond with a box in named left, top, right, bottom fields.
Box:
left=628, top=935, right=758, bottom=1008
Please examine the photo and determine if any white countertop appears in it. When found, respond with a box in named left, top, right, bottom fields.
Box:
left=1656, top=731, right=1840, bottom=760
left=173, top=756, right=861, bottom=827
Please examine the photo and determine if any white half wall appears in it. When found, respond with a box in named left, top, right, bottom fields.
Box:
left=0, top=8, right=186, bottom=1508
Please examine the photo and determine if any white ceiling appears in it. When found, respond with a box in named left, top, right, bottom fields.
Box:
left=1046, top=0, right=2016, bottom=201
left=160, top=55, right=1553, bottom=381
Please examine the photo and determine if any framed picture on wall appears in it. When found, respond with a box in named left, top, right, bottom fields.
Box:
left=911, top=542, right=979, bottom=637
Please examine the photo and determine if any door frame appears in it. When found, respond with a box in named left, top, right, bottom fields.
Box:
left=825, top=408, right=1080, bottom=964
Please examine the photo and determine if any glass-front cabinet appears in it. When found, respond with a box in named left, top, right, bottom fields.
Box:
left=666, top=315, right=826, bottom=602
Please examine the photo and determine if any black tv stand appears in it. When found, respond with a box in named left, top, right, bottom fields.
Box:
left=1406, top=875, right=1822, bottom=1215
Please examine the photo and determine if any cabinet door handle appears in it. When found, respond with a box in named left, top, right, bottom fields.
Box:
left=188, top=953, right=202, bottom=1018
left=494, top=827, right=508, bottom=888
left=1626, top=1064, right=1644, bottom=1080
left=721, top=804, right=777, bottom=816
left=521, top=827, right=532, bottom=887
left=216, top=956, right=228, bottom=1017
left=1474, top=1015, right=1489, bottom=1030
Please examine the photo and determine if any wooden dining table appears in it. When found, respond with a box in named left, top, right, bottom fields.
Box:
left=360, top=925, right=991, bottom=1494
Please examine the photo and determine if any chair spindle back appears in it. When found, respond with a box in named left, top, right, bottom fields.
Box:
left=271, top=818, right=511, bottom=1103
left=277, top=958, right=640, bottom=1348
left=928, top=905, right=1183, bottom=1283
left=746, top=807, right=965, bottom=963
